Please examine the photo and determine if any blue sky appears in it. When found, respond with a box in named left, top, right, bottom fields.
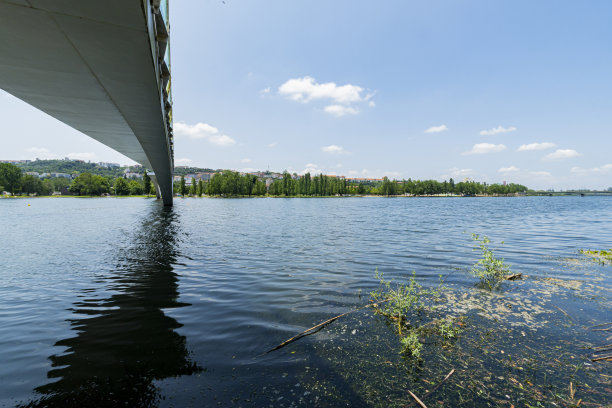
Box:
left=1, top=0, right=611, bottom=190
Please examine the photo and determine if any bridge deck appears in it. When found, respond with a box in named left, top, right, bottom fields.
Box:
left=0, top=0, right=173, bottom=204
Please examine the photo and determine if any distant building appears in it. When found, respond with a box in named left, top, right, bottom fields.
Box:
left=39, top=172, right=71, bottom=179
left=124, top=172, right=143, bottom=179
left=0, top=159, right=31, bottom=164
left=24, top=172, right=40, bottom=176
left=98, top=162, right=120, bottom=168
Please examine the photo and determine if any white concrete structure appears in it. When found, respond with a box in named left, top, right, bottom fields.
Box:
left=0, top=0, right=174, bottom=205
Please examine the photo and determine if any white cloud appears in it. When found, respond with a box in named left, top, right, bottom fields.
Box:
left=241, top=158, right=252, bottom=163
left=67, top=152, right=96, bottom=161
left=368, top=101, right=376, bottom=108
left=529, top=171, right=552, bottom=177
left=464, top=143, right=507, bottom=154
left=336, top=163, right=343, bottom=168
left=544, top=149, right=579, bottom=160
left=175, top=158, right=192, bottom=166
left=498, top=166, right=520, bottom=173
left=321, top=145, right=349, bottom=155
left=480, top=126, right=517, bottom=136
left=260, top=87, right=271, bottom=95
left=174, top=122, right=236, bottom=146
left=424, top=125, right=448, bottom=134
left=25, top=147, right=51, bottom=157
left=207, top=134, right=236, bottom=147
left=278, top=76, right=373, bottom=117
left=517, top=142, right=556, bottom=151
left=324, top=105, right=359, bottom=117
left=268, top=142, right=278, bottom=148
left=279, top=76, right=369, bottom=104
left=300, top=163, right=324, bottom=175
left=571, top=163, right=612, bottom=174
left=450, top=168, right=473, bottom=177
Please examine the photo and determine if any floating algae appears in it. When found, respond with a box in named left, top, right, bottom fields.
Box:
left=271, top=252, right=612, bottom=407
left=580, top=249, right=612, bottom=265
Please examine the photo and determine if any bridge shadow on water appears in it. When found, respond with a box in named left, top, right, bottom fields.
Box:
left=21, top=205, right=201, bottom=408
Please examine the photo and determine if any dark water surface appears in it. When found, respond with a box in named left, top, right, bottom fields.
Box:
left=1, top=197, right=610, bottom=407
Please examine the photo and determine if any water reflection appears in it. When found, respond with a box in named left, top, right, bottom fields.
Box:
left=22, top=206, right=200, bottom=407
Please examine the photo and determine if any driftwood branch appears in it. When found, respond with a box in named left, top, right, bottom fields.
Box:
left=591, top=354, right=612, bottom=362
left=422, top=368, right=455, bottom=399
left=265, top=299, right=391, bottom=354
left=407, top=390, right=428, bottom=408
left=588, top=322, right=612, bottom=329
left=554, top=306, right=574, bottom=323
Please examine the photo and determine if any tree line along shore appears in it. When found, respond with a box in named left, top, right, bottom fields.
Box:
left=2, top=161, right=529, bottom=198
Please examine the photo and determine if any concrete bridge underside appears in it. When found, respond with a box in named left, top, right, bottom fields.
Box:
left=0, top=0, right=174, bottom=205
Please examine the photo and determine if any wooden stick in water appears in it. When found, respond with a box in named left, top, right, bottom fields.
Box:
left=554, top=306, right=574, bottom=323
left=591, top=354, right=612, bottom=362
left=588, top=322, right=612, bottom=329
left=265, top=299, right=390, bottom=354
left=407, top=390, right=428, bottom=408
left=422, top=368, right=455, bottom=400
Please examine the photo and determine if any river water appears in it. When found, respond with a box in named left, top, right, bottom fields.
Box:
left=1, top=197, right=610, bottom=407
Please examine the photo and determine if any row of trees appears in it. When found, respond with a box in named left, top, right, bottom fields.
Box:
left=3, top=161, right=529, bottom=198
left=1, top=163, right=71, bottom=195
left=1, top=163, right=155, bottom=196
left=268, top=173, right=348, bottom=196
left=375, top=178, right=528, bottom=196
left=69, top=172, right=154, bottom=196
left=197, top=172, right=527, bottom=197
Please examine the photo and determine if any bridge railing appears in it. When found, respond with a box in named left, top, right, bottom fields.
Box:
left=148, top=0, right=174, bottom=166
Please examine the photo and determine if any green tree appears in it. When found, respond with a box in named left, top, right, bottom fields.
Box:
left=180, top=176, right=187, bottom=196
left=21, top=175, right=48, bottom=195
left=114, top=177, right=130, bottom=195
left=69, top=173, right=110, bottom=195
left=128, top=179, right=144, bottom=195
left=0, top=163, right=22, bottom=194
left=197, top=179, right=203, bottom=197
left=190, top=177, right=197, bottom=196
left=143, top=171, right=151, bottom=196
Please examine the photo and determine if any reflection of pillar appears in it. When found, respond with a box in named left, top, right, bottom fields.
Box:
left=24, top=207, right=200, bottom=407
left=149, top=173, right=162, bottom=200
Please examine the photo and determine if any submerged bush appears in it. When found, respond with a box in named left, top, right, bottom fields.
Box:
left=370, top=270, right=458, bottom=358
left=470, top=233, right=511, bottom=290
left=370, top=270, right=427, bottom=335
left=400, top=330, right=422, bottom=358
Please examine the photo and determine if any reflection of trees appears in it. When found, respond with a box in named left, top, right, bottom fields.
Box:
left=22, top=207, right=200, bottom=407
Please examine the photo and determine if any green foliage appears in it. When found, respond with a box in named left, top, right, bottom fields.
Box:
left=370, top=270, right=462, bottom=359
left=128, top=180, right=143, bottom=195
left=579, top=249, right=612, bottom=265
left=268, top=172, right=348, bottom=196
left=189, top=177, right=197, bottom=196
left=371, top=270, right=426, bottom=335
left=400, top=330, right=422, bottom=358
left=0, top=163, right=22, bottom=193
left=435, top=317, right=462, bottom=340
left=470, top=234, right=511, bottom=289
left=69, top=173, right=110, bottom=196
left=20, top=174, right=48, bottom=195
left=114, top=177, right=129, bottom=195
left=180, top=176, right=187, bottom=196
left=143, top=171, right=151, bottom=195
left=14, top=159, right=137, bottom=178
left=197, top=180, right=203, bottom=197
left=207, top=171, right=266, bottom=196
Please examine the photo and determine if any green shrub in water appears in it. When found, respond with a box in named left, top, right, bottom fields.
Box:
left=400, top=330, right=422, bottom=358
left=470, top=233, right=510, bottom=290
left=370, top=269, right=426, bottom=336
